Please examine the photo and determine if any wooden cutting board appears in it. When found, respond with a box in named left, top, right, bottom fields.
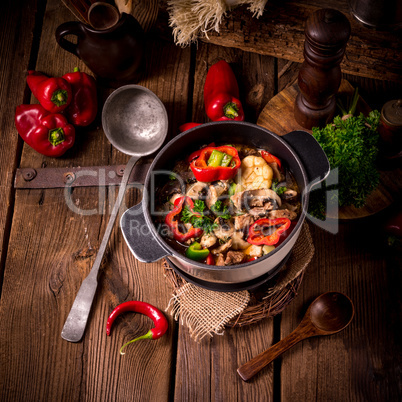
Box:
left=257, top=79, right=402, bottom=220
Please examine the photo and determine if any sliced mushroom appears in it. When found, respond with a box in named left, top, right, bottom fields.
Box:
left=281, top=189, right=298, bottom=202
left=268, top=162, right=285, bottom=182
left=200, top=233, right=217, bottom=249
left=248, top=207, right=269, bottom=218
left=225, top=251, right=245, bottom=266
left=206, top=181, right=229, bottom=209
left=231, top=188, right=281, bottom=210
left=213, top=217, right=235, bottom=240
left=268, top=208, right=298, bottom=221
left=231, top=231, right=250, bottom=250
left=211, top=239, right=233, bottom=255
left=186, top=181, right=208, bottom=200
left=234, top=214, right=254, bottom=231
left=206, top=185, right=218, bottom=209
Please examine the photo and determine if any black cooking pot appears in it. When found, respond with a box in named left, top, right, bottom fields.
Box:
left=120, top=122, right=329, bottom=287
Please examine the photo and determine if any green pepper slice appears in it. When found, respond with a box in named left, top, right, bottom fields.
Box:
left=207, top=149, right=224, bottom=167
left=185, top=241, right=210, bottom=261
left=220, top=153, right=233, bottom=167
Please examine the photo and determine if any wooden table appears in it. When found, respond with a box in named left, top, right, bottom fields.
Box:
left=1, top=1, right=401, bottom=401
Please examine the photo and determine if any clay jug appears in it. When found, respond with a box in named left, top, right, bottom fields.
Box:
left=55, top=4, right=144, bottom=87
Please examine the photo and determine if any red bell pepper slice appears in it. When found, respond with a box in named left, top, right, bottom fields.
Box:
left=204, top=60, right=245, bottom=121
left=186, top=142, right=216, bottom=163
left=165, top=196, right=203, bottom=242
left=27, top=71, right=72, bottom=113
left=15, top=104, right=75, bottom=157
left=62, top=67, right=98, bottom=126
left=261, top=150, right=282, bottom=170
left=206, top=254, right=215, bottom=265
left=247, top=218, right=291, bottom=246
left=190, top=145, right=241, bottom=182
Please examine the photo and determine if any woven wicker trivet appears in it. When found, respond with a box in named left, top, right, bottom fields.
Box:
left=164, top=223, right=314, bottom=332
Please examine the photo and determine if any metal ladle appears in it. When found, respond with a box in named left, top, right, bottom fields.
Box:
left=237, top=292, right=355, bottom=381
left=61, top=85, right=168, bottom=342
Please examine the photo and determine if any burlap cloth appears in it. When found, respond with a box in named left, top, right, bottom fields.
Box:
left=164, top=223, right=314, bottom=341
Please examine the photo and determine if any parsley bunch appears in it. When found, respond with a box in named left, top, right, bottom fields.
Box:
left=309, top=110, right=380, bottom=218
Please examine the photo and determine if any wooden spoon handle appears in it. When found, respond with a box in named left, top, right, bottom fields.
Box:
left=237, top=325, right=312, bottom=381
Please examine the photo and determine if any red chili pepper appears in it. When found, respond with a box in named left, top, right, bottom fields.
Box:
left=186, top=142, right=216, bottom=163
left=15, top=104, right=75, bottom=157
left=247, top=218, right=291, bottom=246
left=190, top=145, right=241, bottom=182
left=179, top=122, right=202, bottom=132
left=204, top=60, right=245, bottom=121
left=261, top=150, right=282, bottom=170
left=165, top=196, right=203, bottom=242
left=106, top=301, right=168, bottom=355
left=206, top=253, right=215, bottom=265
left=62, top=67, right=97, bottom=126
left=27, top=71, right=72, bottom=113
left=247, top=256, right=258, bottom=262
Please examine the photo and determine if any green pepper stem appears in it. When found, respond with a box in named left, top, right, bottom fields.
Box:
left=48, top=127, right=65, bottom=146
left=73, top=67, right=80, bottom=72
left=119, top=330, right=153, bottom=355
left=51, top=89, right=69, bottom=106
left=223, top=102, right=239, bottom=119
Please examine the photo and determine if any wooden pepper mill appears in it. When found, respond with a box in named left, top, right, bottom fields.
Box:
left=294, top=9, right=351, bottom=129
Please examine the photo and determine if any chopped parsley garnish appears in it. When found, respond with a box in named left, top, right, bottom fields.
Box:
left=181, top=200, right=218, bottom=234
left=272, top=180, right=287, bottom=196
left=210, top=200, right=231, bottom=219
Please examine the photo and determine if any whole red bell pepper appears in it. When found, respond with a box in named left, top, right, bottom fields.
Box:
left=204, top=60, right=245, bottom=121
left=27, top=71, right=72, bottom=113
left=190, top=145, right=241, bottom=182
left=62, top=68, right=97, bottom=126
left=247, top=218, right=291, bottom=246
left=15, top=104, right=75, bottom=157
left=179, top=122, right=202, bottom=132
left=165, top=196, right=203, bottom=242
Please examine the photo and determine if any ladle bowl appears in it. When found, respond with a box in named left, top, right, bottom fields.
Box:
left=61, top=85, right=168, bottom=342
left=237, top=292, right=354, bottom=381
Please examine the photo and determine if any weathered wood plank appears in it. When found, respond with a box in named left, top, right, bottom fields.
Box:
left=201, top=1, right=402, bottom=83
left=280, top=220, right=402, bottom=401
left=0, top=0, right=39, bottom=281
left=0, top=0, right=191, bottom=400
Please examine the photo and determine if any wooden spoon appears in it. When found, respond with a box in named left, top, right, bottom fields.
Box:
left=237, top=292, right=354, bottom=381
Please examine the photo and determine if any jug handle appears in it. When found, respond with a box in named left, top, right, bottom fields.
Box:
left=55, top=21, right=84, bottom=57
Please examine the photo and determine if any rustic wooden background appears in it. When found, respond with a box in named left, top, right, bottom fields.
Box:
left=0, top=0, right=401, bottom=401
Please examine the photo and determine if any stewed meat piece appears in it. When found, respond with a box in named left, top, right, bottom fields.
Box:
left=231, top=188, right=281, bottom=211
left=268, top=209, right=297, bottom=221
left=225, top=251, right=245, bottom=265
left=234, top=214, right=254, bottom=230
left=211, top=239, right=233, bottom=255
left=200, top=233, right=217, bottom=248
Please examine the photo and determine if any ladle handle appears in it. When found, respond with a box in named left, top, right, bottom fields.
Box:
left=61, top=156, right=140, bottom=342
left=237, top=320, right=315, bottom=381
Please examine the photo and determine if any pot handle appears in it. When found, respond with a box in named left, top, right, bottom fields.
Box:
left=282, top=130, right=330, bottom=187
left=120, top=202, right=171, bottom=263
